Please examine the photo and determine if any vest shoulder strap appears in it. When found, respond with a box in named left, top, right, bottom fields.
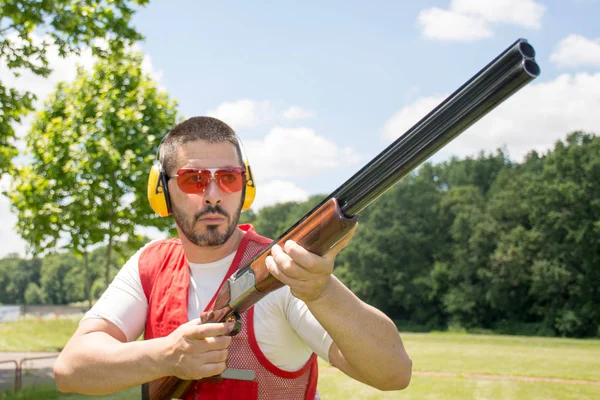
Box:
left=139, top=238, right=184, bottom=301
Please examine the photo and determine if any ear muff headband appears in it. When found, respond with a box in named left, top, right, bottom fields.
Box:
left=147, top=135, right=256, bottom=217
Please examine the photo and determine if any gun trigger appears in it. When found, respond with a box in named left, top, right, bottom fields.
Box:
left=226, top=312, right=242, bottom=336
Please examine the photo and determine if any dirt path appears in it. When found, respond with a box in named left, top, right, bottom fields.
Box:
left=0, top=352, right=59, bottom=391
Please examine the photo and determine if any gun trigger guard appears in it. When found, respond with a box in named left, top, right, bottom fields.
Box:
left=226, top=312, right=242, bottom=336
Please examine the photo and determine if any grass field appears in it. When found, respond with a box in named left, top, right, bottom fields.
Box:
left=0, top=318, right=79, bottom=352
left=1, top=319, right=600, bottom=399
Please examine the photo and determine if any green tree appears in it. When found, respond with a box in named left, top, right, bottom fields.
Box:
left=238, top=208, right=257, bottom=225
left=427, top=185, right=492, bottom=328
left=335, top=171, right=446, bottom=327
left=0, top=0, right=149, bottom=174
left=40, top=252, right=84, bottom=304
left=432, top=150, right=511, bottom=194
left=526, top=132, right=600, bottom=336
left=485, top=132, right=600, bottom=336
left=24, top=282, right=45, bottom=304
left=0, top=254, right=41, bottom=304
left=9, top=51, right=178, bottom=307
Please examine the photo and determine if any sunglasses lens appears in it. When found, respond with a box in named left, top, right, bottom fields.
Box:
left=176, top=170, right=210, bottom=194
left=215, top=169, right=244, bottom=192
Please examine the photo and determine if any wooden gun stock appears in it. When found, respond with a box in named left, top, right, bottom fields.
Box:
left=145, top=199, right=357, bottom=400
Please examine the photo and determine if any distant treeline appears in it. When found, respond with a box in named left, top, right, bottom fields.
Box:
left=2, top=132, right=598, bottom=338
left=0, top=239, right=146, bottom=309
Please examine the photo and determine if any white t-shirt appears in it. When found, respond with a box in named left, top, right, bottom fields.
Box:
left=83, top=240, right=334, bottom=372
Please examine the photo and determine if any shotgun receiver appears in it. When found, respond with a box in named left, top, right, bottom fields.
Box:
left=144, top=38, right=540, bottom=399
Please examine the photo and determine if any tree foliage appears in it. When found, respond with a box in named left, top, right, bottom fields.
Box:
left=0, top=253, right=41, bottom=304
left=8, top=51, right=178, bottom=305
left=0, top=0, right=149, bottom=174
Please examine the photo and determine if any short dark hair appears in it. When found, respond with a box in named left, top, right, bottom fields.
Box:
left=160, top=116, right=243, bottom=174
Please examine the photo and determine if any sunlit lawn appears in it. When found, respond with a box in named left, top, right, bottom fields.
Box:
left=0, top=318, right=80, bottom=352
left=2, top=372, right=599, bottom=400
left=2, top=319, right=600, bottom=399
left=402, top=332, right=600, bottom=381
left=318, top=366, right=600, bottom=400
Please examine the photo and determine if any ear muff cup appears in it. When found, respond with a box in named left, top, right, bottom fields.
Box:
left=147, top=163, right=172, bottom=217
left=242, top=162, right=256, bottom=211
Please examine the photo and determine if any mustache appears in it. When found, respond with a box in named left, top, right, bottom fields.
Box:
left=194, top=205, right=230, bottom=222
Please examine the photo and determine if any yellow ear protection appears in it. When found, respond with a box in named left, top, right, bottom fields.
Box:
left=147, top=136, right=256, bottom=217
left=147, top=148, right=172, bottom=217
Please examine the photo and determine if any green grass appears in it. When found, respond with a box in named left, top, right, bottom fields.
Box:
left=317, top=366, right=600, bottom=400
left=0, top=318, right=79, bottom=352
left=2, top=320, right=600, bottom=399
left=3, top=373, right=599, bottom=400
left=0, top=386, right=138, bottom=400
left=401, top=332, right=600, bottom=381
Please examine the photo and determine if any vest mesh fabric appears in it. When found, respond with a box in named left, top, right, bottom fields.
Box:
left=217, top=307, right=317, bottom=400
left=140, top=225, right=318, bottom=400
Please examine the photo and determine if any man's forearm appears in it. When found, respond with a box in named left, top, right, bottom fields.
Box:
left=54, top=332, right=169, bottom=395
left=305, top=276, right=412, bottom=390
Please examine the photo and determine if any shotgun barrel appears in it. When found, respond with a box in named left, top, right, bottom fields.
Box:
left=335, top=39, right=539, bottom=216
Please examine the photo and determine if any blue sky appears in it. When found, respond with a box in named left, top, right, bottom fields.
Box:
left=1, top=0, right=599, bottom=257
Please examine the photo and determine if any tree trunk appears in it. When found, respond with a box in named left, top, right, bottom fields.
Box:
left=104, top=235, right=113, bottom=290
left=83, top=250, right=92, bottom=309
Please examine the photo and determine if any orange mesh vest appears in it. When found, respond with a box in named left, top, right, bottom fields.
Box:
left=139, top=224, right=319, bottom=400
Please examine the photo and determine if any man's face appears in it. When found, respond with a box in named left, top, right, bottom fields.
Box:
left=168, top=139, right=244, bottom=247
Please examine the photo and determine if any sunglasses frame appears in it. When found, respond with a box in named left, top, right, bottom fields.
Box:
left=168, top=167, right=246, bottom=194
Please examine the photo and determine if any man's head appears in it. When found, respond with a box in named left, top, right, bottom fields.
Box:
left=160, top=117, right=245, bottom=247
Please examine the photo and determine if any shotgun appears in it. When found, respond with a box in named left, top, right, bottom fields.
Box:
left=145, top=37, right=540, bottom=399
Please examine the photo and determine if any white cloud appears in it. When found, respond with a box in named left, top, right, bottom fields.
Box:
left=283, top=106, right=314, bottom=120
left=550, top=34, right=600, bottom=68
left=381, top=72, right=600, bottom=162
left=251, top=180, right=310, bottom=211
left=245, top=126, right=361, bottom=181
left=451, top=0, right=545, bottom=29
left=418, top=0, right=545, bottom=42
left=138, top=50, right=164, bottom=87
left=418, top=8, right=492, bottom=42
left=207, top=99, right=276, bottom=131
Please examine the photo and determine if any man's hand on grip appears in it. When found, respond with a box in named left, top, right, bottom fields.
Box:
left=163, top=319, right=234, bottom=380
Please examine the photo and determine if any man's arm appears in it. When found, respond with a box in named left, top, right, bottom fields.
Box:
left=311, top=276, right=412, bottom=390
left=266, top=228, right=412, bottom=391
left=53, top=318, right=234, bottom=395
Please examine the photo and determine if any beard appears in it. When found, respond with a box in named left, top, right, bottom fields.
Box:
left=172, top=203, right=241, bottom=247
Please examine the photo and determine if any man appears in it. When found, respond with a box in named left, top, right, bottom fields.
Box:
left=53, top=117, right=412, bottom=399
